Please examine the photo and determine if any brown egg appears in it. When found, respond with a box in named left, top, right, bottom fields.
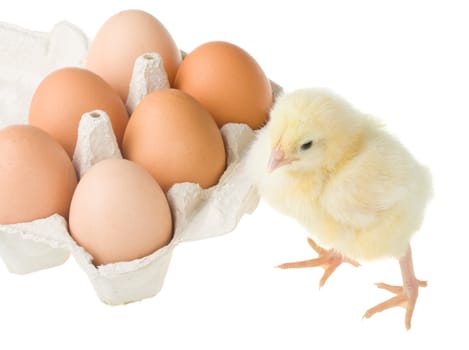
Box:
left=174, top=41, right=273, bottom=129
left=0, top=125, right=77, bottom=224
left=122, top=89, right=226, bottom=192
left=28, top=67, right=129, bottom=158
left=69, top=159, right=172, bottom=266
left=86, top=9, right=182, bottom=102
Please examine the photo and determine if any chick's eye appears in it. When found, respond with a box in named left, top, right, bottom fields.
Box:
left=300, top=140, right=313, bottom=151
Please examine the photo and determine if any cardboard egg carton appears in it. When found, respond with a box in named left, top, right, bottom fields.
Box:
left=0, top=20, right=89, bottom=129
left=0, top=20, right=282, bottom=304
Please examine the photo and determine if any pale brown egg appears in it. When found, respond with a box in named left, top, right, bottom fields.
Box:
left=68, top=158, right=172, bottom=266
left=28, top=67, right=129, bottom=158
left=0, top=125, right=77, bottom=224
left=122, top=88, right=226, bottom=192
left=86, top=9, right=182, bottom=102
left=174, top=41, right=273, bottom=129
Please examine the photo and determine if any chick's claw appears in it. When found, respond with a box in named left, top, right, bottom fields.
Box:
left=363, top=246, right=426, bottom=330
left=276, top=238, right=360, bottom=288
left=363, top=279, right=427, bottom=330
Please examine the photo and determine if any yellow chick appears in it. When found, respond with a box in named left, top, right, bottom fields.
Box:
left=248, top=88, right=433, bottom=330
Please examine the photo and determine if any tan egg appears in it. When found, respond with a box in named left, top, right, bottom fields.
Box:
left=68, top=158, right=172, bottom=266
left=122, top=89, right=226, bottom=192
left=0, top=125, right=77, bottom=224
left=174, top=41, right=273, bottom=129
left=86, top=9, right=182, bottom=102
left=28, top=67, right=129, bottom=158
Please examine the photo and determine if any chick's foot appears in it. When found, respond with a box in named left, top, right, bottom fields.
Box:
left=363, top=246, right=426, bottom=330
left=277, top=238, right=360, bottom=287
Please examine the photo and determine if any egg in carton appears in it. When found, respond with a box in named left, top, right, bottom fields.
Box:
left=0, top=21, right=282, bottom=305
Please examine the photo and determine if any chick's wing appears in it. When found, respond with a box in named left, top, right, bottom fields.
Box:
left=320, top=133, right=412, bottom=229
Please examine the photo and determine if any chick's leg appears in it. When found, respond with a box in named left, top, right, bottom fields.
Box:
left=363, top=246, right=427, bottom=330
left=277, top=238, right=360, bottom=287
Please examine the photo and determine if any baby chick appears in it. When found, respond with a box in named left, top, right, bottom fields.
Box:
left=248, top=88, right=432, bottom=330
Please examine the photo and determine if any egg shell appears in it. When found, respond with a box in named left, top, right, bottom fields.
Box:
left=123, top=88, right=226, bottom=192
left=28, top=67, right=129, bottom=158
left=69, top=158, right=173, bottom=266
left=86, top=9, right=181, bottom=102
left=0, top=125, right=78, bottom=224
left=174, top=41, right=273, bottom=129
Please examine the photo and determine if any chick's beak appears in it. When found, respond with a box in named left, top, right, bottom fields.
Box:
left=268, top=147, right=292, bottom=172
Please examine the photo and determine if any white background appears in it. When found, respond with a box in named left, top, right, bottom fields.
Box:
left=1, top=1, right=468, bottom=349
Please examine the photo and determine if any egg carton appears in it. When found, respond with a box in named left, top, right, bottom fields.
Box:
left=0, top=20, right=89, bottom=128
left=0, top=20, right=282, bottom=305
